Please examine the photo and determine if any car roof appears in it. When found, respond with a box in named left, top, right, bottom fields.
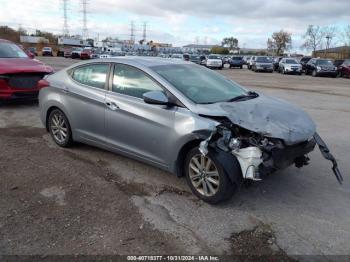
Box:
left=70, top=57, right=192, bottom=68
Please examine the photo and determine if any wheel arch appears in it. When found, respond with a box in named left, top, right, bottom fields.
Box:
left=45, top=105, right=71, bottom=132
left=175, top=139, right=202, bottom=178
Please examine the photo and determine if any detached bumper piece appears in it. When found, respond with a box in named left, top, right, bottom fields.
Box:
left=314, top=132, right=343, bottom=184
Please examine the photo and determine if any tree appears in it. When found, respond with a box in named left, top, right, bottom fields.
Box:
left=0, top=26, right=20, bottom=43
left=222, top=37, right=238, bottom=50
left=267, top=30, right=292, bottom=55
left=35, top=30, right=58, bottom=45
left=341, top=25, right=350, bottom=45
left=210, top=46, right=229, bottom=54
left=302, top=25, right=325, bottom=53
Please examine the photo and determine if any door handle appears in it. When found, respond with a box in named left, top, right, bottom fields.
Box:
left=105, top=101, right=119, bottom=111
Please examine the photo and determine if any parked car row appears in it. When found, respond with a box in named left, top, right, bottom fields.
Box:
left=247, top=55, right=349, bottom=78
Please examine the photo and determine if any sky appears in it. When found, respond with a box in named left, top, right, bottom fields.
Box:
left=0, top=0, right=349, bottom=53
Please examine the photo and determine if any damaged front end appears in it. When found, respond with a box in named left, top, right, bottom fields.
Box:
left=199, top=119, right=343, bottom=184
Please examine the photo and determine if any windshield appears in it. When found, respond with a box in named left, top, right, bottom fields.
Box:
left=208, top=55, right=221, bottom=59
left=285, top=59, right=298, bottom=64
left=0, top=42, right=28, bottom=58
left=232, top=57, right=243, bottom=60
left=256, top=57, right=271, bottom=63
left=152, top=64, right=246, bottom=104
left=190, top=55, right=200, bottom=59
left=317, top=60, right=333, bottom=65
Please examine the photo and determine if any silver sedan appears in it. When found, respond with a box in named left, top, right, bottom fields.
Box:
left=39, top=57, right=342, bottom=204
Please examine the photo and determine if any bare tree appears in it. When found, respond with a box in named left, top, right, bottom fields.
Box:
left=302, top=25, right=325, bottom=53
left=341, top=25, right=350, bottom=45
left=267, top=30, right=292, bottom=55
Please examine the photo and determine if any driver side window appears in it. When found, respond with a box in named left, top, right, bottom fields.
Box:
left=112, top=64, right=163, bottom=99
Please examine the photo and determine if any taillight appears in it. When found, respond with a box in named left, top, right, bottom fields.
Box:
left=38, top=79, right=50, bottom=89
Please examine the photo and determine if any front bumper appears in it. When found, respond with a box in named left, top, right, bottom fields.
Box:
left=317, top=71, right=337, bottom=77
left=285, top=68, right=302, bottom=74
left=207, top=64, right=222, bottom=68
left=0, top=90, right=39, bottom=100
left=268, top=138, right=316, bottom=170
left=256, top=67, right=273, bottom=72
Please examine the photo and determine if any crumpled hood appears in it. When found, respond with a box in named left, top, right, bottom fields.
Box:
left=0, top=58, right=53, bottom=74
left=193, top=94, right=316, bottom=145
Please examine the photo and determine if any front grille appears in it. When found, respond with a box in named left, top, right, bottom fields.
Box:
left=8, top=74, right=43, bottom=89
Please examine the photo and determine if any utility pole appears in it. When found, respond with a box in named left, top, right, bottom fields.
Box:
left=130, top=21, right=135, bottom=44
left=62, top=0, right=69, bottom=36
left=81, top=0, right=89, bottom=39
left=142, top=22, right=147, bottom=43
left=325, top=35, right=332, bottom=57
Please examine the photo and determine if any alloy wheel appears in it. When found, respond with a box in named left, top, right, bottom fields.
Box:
left=188, top=154, right=220, bottom=197
left=50, top=112, right=68, bottom=144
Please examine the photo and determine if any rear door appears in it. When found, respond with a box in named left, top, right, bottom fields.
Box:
left=66, top=62, right=111, bottom=143
left=104, top=63, right=176, bottom=167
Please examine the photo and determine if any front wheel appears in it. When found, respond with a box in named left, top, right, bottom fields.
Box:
left=48, top=109, right=73, bottom=147
left=185, top=148, right=235, bottom=204
left=312, top=70, right=317, bottom=77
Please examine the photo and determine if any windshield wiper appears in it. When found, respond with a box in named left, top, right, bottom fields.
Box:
left=227, top=91, right=259, bottom=102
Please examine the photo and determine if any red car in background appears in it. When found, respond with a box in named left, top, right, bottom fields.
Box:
left=0, top=39, right=53, bottom=101
left=337, top=59, right=350, bottom=78
left=80, top=48, right=92, bottom=59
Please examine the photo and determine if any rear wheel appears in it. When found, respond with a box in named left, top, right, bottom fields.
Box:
left=185, top=148, right=235, bottom=204
left=48, top=109, right=73, bottom=147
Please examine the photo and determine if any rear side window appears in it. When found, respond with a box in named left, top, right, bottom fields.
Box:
left=112, top=64, right=163, bottom=99
left=72, top=64, right=109, bottom=89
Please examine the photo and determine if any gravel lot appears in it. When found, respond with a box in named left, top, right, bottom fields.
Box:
left=1, top=57, right=349, bottom=259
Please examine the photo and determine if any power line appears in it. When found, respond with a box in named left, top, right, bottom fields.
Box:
left=130, top=21, right=135, bottom=44
left=61, top=0, right=69, bottom=36
left=142, top=22, right=147, bottom=42
left=81, top=0, right=89, bottom=39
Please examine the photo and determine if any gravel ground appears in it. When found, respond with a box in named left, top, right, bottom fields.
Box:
left=1, top=57, right=349, bottom=259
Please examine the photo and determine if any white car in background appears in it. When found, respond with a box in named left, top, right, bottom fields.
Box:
left=248, top=56, right=256, bottom=69
left=206, top=54, right=223, bottom=69
left=171, top=54, right=184, bottom=60
left=279, top=58, right=302, bottom=75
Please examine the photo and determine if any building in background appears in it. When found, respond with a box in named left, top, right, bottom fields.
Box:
left=182, top=44, right=215, bottom=53
left=313, top=46, right=350, bottom=59
left=58, top=37, right=90, bottom=47
left=20, top=35, right=49, bottom=44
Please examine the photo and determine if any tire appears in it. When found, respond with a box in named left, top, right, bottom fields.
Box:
left=240, top=66, right=243, bottom=69
left=282, top=68, right=286, bottom=74
left=48, top=109, right=73, bottom=147
left=185, top=148, right=236, bottom=204
left=312, top=70, right=317, bottom=77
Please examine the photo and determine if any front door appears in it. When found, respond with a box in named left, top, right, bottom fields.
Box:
left=105, top=63, right=176, bottom=167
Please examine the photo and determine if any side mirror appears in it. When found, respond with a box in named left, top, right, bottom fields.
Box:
left=143, top=91, right=169, bottom=105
